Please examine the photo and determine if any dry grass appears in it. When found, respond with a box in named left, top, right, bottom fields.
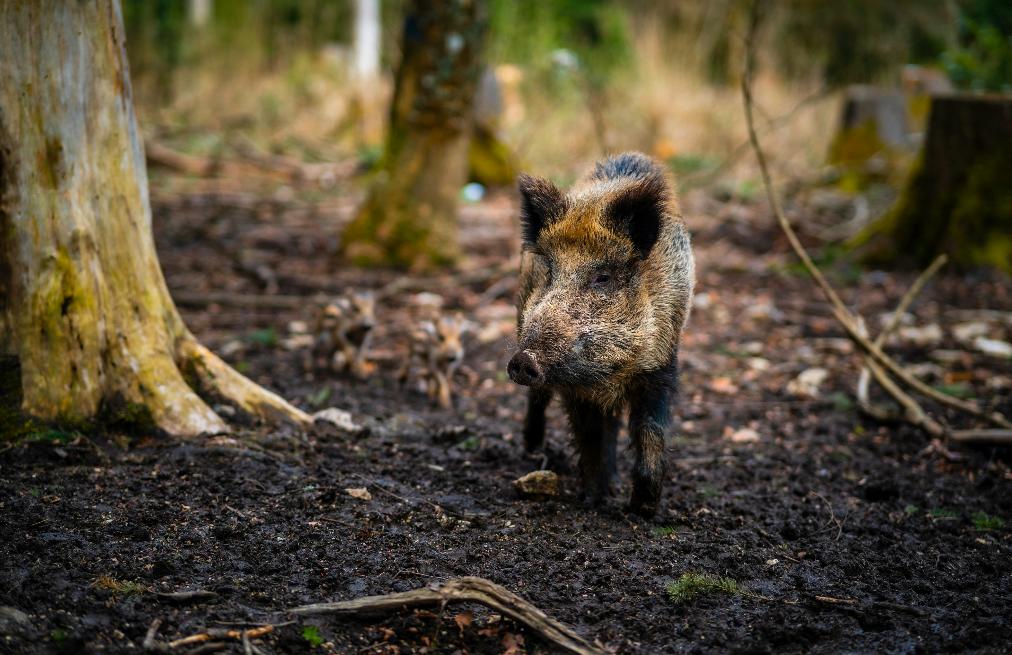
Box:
left=133, top=21, right=840, bottom=189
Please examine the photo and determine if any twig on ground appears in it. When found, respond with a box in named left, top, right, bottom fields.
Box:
left=949, top=429, right=1012, bottom=444
left=289, top=577, right=604, bottom=655
left=168, top=626, right=274, bottom=649
left=856, top=255, right=947, bottom=431
left=809, top=492, right=844, bottom=541
left=741, top=0, right=1012, bottom=439
left=143, top=618, right=164, bottom=652
left=813, top=596, right=856, bottom=605
left=242, top=630, right=252, bottom=655
left=155, top=590, right=219, bottom=604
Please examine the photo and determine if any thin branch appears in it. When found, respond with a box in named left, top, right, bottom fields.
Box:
left=741, top=0, right=1012, bottom=433
left=289, top=577, right=604, bottom=655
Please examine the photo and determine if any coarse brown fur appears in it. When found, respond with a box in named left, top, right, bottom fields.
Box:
left=508, top=152, right=694, bottom=515
left=398, top=313, right=466, bottom=409
left=305, top=289, right=377, bottom=377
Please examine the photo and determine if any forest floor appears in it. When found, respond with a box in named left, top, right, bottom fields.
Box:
left=2, top=171, right=1012, bottom=655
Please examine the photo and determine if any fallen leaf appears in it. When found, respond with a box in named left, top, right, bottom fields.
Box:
left=454, top=610, right=473, bottom=634
left=503, top=632, right=525, bottom=655
left=974, top=336, right=1012, bottom=358
left=380, top=627, right=395, bottom=640
left=345, top=488, right=372, bottom=501
left=710, top=376, right=739, bottom=394
left=478, top=627, right=498, bottom=637
left=728, top=428, right=760, bottom=443
left=786, top=367, right=828, bottom=398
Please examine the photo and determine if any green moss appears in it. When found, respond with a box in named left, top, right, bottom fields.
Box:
left=859, top=131, right=1012, bottom=274
left=971, top=511, right=1003, bottom=530
left=829, top=118, right=886, bottom=165
left=666, top=572, right=763, bottom=604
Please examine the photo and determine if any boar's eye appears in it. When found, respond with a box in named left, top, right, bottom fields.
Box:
left=591, top=271, right=612, bottom=288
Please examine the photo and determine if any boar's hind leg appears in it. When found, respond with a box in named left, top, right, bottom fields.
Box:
left=567, top=399, right=619, bottom=502
left=523, top=389, right=551, bottom=452
left=628, top=379, right=674, bottom=515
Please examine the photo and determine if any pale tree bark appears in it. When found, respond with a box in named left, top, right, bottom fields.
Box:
left=0, top=0, right=310, bottom=437
left=342, top=0, right=486, bottom=269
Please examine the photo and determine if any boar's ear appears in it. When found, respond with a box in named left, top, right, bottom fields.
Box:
left=518, top=173, right=567, bottom=247
left=606, top=175, right=669, bottom=259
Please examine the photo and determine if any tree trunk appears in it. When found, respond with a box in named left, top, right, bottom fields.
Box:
left=342, top=0, right=486, bottom=270
left=859, top=95, right=1012, bottom=274
left=0, top=0, right=310, bottom=437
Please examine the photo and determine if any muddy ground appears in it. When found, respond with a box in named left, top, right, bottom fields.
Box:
left=2, top=174, right=1012, bottom=655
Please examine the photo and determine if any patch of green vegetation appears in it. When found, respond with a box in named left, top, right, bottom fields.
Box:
left=302, top=625, right=324, bottom=647
left=234, top=361, right=250, bottom=374
left=30, top=487, right=39, bottom=497
left=307, top=387, right=331, bottom=408
left=51, top=628, right=68, bottom=649
left=905, top=505, right=919, bottom=515
left=929, top=508, right=958, bottom=519
left=653, top=525, right=679, bottom=537
left=971, top=511, right=1004, bottom=530
left=249, top=327, right=278, bottom=347
left=455, top=436, right=480, bottom=451
left=494, top=370, right=507, bottom=383
left=700, top=485, right=723, bottom=499
left=666, top=572, right=763, bottom=605
left=827, top=392, right=854, bottom=412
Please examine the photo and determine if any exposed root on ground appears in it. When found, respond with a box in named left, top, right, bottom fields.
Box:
left=289, top=577, right=605, bottom=655
left=178, top=339, right=312, bottom=428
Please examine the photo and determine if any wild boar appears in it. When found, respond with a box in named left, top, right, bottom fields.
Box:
left=507, top=152, right=695, bottom=515
left=305, top=289, right=377, bottom=377
left=398, top=314, right=466, bottom=409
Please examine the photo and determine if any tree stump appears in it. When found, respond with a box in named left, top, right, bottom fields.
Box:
left=859, top=94, right=1012, bottom=274
left=829, top=85, right=909, bottom=166
left=0, top=0, right=310, bottom=436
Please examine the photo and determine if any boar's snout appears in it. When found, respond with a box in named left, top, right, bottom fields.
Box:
left=507, top=350, right=544, bottom=387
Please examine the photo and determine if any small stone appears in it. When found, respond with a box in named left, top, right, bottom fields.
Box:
left=512, top=470, right=561, bottom=497
left=312, top=408, right=360, bottom=432
left=218, top=340, right=245, bottom=357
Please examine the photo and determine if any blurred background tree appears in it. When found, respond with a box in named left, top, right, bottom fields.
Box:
left=114, top=0, right=1011, bottom=274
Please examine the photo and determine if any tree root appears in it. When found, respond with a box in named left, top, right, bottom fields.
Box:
left=143, top=618, right=274, bottom=654
left=289, top=577, right=605, bottom=655
left=178, top=340, right=312, bottom=429
left=741, top=2, right=1012, bottom=444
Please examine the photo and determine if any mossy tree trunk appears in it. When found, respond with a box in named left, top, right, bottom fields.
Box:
left=342, top=0, right=486, bottom=270
left=860, top=95, right=1012, bottom=274
left=0, top=0, right=310, bottom=437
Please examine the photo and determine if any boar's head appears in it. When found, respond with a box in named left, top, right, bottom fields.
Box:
left=508, top=166, right=674, bottom=398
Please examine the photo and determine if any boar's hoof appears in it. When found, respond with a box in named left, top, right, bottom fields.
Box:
left=507, top=350, right=544, bottom=386
left=630, top=478, right=663, bottom=516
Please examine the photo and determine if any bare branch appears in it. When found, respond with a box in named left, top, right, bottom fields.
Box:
left=741, top=0, right=1011, bottom=433
left=290, top=577, right=605, bottom=655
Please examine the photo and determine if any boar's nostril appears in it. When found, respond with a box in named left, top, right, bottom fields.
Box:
left=507, top=350, right=544, bottom=386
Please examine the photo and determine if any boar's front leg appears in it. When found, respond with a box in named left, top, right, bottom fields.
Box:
left=523, top=388, right=551, bottom=452
left=567, top=398, right=619, bottom=502
left=628, top=375, right=674, bottom=515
